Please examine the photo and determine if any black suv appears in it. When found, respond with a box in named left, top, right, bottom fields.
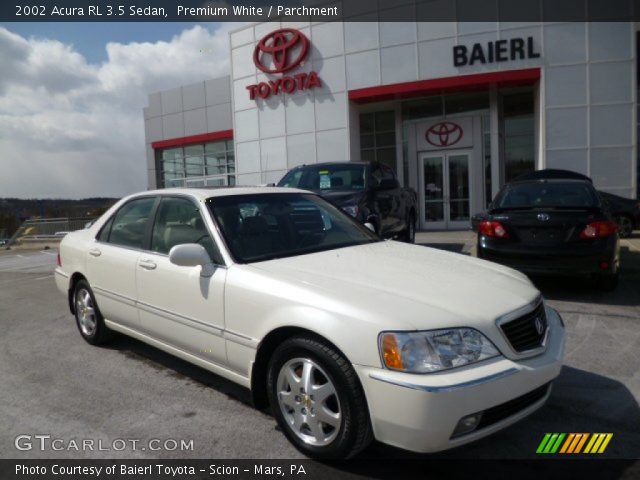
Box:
left=278, top=162, right=418, bottom=242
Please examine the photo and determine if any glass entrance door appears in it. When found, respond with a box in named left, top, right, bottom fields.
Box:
left=419, top=150, right=471, bottom=230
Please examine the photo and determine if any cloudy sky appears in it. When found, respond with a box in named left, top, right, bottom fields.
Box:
left=0, top=22, right=241, bottom=199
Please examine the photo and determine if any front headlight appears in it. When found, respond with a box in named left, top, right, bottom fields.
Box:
left=341, top=205, right=359, bottom=217
left=380, top=329, right=500, bottom=373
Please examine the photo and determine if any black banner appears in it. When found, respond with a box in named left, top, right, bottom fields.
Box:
left=3, top=459, right=640, bottom=480
left=2, top=0, right=640, bottom=23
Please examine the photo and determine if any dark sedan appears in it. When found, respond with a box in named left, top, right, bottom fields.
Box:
left=476, top=179, right=620, bottom=290
left=598, top=191, right=640, bottom=238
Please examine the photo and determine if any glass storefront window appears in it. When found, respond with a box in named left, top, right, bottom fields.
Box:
left=402, top=96, right=443, bottom=120
left=360, top=111, right=397, bottom=170
left=402, top=92, right=489, bottom=121
left=162, top=148, right=182, bottom=161
left=445, top=93, right=489, bottom=117
left=502, top=92, right=535, bottom=182
left=482, top=112, right=492, bottom=207
left=156, top=139, right=234, bottom=188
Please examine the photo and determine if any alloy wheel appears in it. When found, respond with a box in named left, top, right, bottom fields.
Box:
left=75, top=288, right=97, bottom=336
left=276, top=358, right=342, bottom=447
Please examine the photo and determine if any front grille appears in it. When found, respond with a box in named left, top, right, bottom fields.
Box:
left=475, top=383, right=550, bottom=431
left=500, top=302, right=547, bottom=353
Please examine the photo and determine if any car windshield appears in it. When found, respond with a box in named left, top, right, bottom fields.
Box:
left=207, top=193, right=380, bottom=263
left=277, top=165, right=367, bottom=191
left=493, top=181, right=600, bottom=210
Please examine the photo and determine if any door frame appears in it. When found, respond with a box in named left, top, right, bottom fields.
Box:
left=418, top=149, right=473, bottom=230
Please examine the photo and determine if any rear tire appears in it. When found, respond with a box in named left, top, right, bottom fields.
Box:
left=266, top=336, right=372, bottom=459
left=614, top=214, right=633, bottom=239
left=73, top=280, right=113, bottom=345
left=596, top=271, right=619, bottom=292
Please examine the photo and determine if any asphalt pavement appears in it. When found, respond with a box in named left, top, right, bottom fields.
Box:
left=0, top=236, right=638, bottom=461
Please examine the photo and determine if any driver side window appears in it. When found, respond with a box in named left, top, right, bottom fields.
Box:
left=151, top=197, right=223, bottom=264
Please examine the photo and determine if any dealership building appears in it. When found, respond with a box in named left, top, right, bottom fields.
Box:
left=144, top=20, right=639, bottom=230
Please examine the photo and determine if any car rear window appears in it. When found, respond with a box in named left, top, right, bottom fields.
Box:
left=494, top=182, right=600, bottom=209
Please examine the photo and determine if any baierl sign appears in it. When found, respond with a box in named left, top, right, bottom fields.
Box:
left=246, top=28, right=322, bottom=100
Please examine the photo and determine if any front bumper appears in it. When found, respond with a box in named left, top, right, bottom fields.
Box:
left=354, top=307, right=566, bottom=453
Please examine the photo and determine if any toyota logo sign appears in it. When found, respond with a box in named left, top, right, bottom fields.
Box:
left=253, top=28, right=309, bottom=74
left=425, top=122, right=463, bottom=147
left=247, top=29, right=321, bottom=101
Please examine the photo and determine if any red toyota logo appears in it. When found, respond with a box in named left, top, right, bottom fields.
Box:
left=425, top=122, right=463, bottom=147
left=253, top=28, right=310, bottom=74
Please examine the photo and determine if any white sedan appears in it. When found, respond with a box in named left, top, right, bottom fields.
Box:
left=55, top=187, right=565, bottom=459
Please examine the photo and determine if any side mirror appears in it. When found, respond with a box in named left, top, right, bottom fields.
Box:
left=377, top=178, right=399, bottom=190
left=169, top=243, right=215, bottom=277
left=364, top=222, right=376, bottom=232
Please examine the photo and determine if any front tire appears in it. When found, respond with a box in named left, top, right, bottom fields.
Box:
left=73, top=280, right=113, bottom=345
left=267, top=336, right=372, bottom=459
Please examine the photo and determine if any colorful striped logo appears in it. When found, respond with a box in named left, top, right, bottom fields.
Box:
left=536, top=433, right=613, bottom=454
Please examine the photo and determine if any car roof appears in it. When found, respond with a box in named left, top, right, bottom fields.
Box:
left=293, top=161, right=370, bottom=168
left=511, top=169, right=592, bottom=183
left=136, top=186, right=310, bottom=202
left=505, top=178, right=594, bottom=187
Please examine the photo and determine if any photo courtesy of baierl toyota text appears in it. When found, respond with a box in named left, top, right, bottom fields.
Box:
left=0, top=0, right=639, bottom=479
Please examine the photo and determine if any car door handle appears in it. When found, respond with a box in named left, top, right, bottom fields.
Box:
left=138, top=259, right=157, bottom=270
left=88, top=248, right=101, bottom=257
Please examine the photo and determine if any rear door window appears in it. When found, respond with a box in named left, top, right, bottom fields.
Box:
left=105, top=197, right=156, bottom=249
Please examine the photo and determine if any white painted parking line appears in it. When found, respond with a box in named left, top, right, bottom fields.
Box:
left=622, top=239, right=640, bottom=253
left=0, top=262, right=55, bottom=272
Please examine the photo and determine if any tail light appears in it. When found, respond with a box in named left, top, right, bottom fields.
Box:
left=56, top=253, right=62, bottom=267
left=479, top=220, right=510, bottom=238
left=579, top=221, right=618, bottom=239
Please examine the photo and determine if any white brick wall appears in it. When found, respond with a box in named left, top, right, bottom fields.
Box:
left=143, top=76, right=233, bottom=189
left=143, top=18, right=637, bottom=198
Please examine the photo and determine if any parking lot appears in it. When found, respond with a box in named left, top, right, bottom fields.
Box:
left=0, top=233, right=639, bottom=460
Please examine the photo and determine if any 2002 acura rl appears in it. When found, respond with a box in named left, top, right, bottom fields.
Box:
left=55, top=187, right=565, bottom=459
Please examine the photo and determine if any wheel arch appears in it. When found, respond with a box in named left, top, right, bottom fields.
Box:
left=250, top=326, right=357, bottom=410
left=408, top=206, right=416, bottom=222
left=67, top=272, right=88, bottom=314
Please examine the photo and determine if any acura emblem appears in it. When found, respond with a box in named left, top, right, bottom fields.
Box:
left=537, top=213, right=550, bottom=221
left=534, top=317, right=544, bottom=335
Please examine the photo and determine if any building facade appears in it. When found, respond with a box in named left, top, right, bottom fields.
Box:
left=144, top=20, right=638, bottom=230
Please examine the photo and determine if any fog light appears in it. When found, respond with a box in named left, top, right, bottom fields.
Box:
left=452, top=413, right=483, bottom=438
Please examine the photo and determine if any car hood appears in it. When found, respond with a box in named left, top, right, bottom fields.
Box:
left=311, top=189, right=365, bottom=206
left=248, top=241, right=539, bottom=331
